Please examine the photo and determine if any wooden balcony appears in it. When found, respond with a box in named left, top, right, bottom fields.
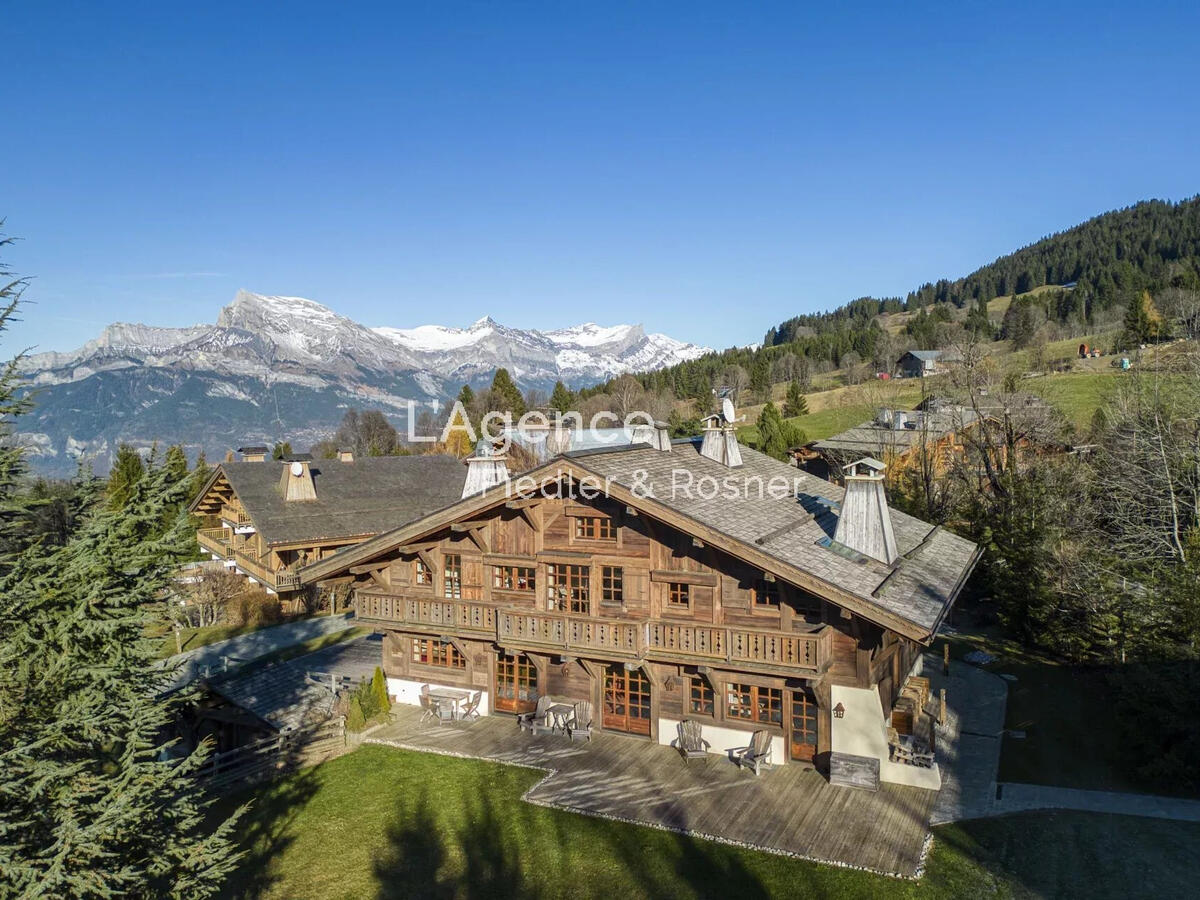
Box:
left=231, top=546, right=301, bottom=593
left=221, top=505, right=253, bottom=528
left=197, top=526, right=233, bottom=559
left=355, top=588, right=829, bottom=675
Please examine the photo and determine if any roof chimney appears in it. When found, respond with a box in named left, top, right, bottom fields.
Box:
left=278, top=457, right=317, bottom=502
left=337, top=448, right=355, bottom=463
left=833, top=458, right=898, bottom=564
left=699, top=414, right=742, bottom=467
left=462, top=440, right=509, bottom=498
left=631, top=420, right=672, bottom=452
left=238, top=445, right=269, bottom=462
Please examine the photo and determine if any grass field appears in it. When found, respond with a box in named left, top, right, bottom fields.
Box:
left=147, top=612, right=322, bottom=660
left=218, top=745, right=1200, bottom=899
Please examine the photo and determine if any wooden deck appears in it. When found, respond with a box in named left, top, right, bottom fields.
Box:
left=365, top=705, right=937, bottom=877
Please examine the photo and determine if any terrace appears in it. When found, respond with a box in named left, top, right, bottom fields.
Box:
left=364, top=703, right=937, bottom=876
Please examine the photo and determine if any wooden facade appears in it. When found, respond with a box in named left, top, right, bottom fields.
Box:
left=192, top=470, right=358, bottom=593
left=321, top=477, right=926, bottom=769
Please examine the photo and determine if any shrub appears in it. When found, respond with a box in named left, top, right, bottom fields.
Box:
left=346, top=695, right=366, bottom=732
left=370, top=667, right=391, bottom=716
left=226, top=590, right=284, bottom=627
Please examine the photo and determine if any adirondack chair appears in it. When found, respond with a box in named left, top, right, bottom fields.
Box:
left=518, top=696, right=552, bottom=734
left=671, top=720, right=711, bottom=765
left=460, top=691, right=482, bottom=722
left=731, top=730, right=773, bottom=775
left=567, top=700, right=593, bottom=742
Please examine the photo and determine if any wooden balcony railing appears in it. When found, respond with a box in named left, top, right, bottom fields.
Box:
left=221, top=506, right=253, bottom=528
left=231, top=547, right=301, bottom=593
left=197, top=527, right=232, bottom=559
left=355, top=588, right=828, bottom=674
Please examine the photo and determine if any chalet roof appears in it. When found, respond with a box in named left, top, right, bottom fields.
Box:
left=301, top=442, right=980, bottom=642
left=207, top=635, right=381, bottom=732
left=812, top=407, right=980, bottom=456
left=566, top=441, right=979, bottom=638
left=196, top=454, right=467, bottom=546
left=902, top=350, right=944, bottom=362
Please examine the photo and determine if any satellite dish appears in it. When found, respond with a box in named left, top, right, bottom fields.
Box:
left=721, top=397, right=736, bottom=424
left=290, top=461, right=304, bottom=477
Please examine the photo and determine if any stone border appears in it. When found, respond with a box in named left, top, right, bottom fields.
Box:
left=364, top=736, right=933, bottom=881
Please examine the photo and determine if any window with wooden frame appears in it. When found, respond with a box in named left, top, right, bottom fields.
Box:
left=547, top=563, right=590, bottom=614
left=600, top=566, right=624, bottom=605
left=443, top=553, right=462, bottom=599
left=574, top=516, right=616, bottom=541
left=753, top=578, right=781, bottom=609
left=411, top=637, right=465, bottom=669
left=666, top=581, right=691, bottom=610
left=689, top=676, right=714, bottom=716
left=493, top=564, right=536, bottom=593
left=725, top=682, right=783, bottom=726
left=414, top=558, right=433, bottom=586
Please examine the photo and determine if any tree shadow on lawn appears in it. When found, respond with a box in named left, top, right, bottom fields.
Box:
left=217, top=762, right=323, bottom=898
left=372, top=768, right=772, bottom=900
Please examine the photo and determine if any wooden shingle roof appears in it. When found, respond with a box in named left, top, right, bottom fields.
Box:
left=193, top=454, right=467, bottom=547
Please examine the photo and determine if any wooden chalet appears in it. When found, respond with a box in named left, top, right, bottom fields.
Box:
left=806, top=406, right=980, bottom=482
left=300, top=422, right=980, bottom=788
left=189, top=448, right=468, bottom=594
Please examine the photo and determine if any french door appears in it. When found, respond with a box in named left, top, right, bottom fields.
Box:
left=602, top=665, right=651, bottom=735
left=789, top=689, right=818, bottom=762
left=494, top=652, right=538, bottom=714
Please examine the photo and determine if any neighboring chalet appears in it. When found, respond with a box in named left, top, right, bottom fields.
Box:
left=896, top=349, right=960, bottom=378
left=300, top=419, right=980, bottom=789
left=189, top=447, right=468, bottom=595
left=805, top=406, right=980, bottom=482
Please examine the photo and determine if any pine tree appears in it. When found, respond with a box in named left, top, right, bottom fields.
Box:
left=0, top=244, right=34, bottom=566
left=0, top=449, right=244, bottom=897
left=489, top=368, right=526, bottom=418
left=107, top=443, right=146, bottom=509
left=549, top=380, right=574, bottom=413
left=755, top=402, right=806, bottom=461
left=271, top=441, right=293, bottom=460
left=783, top=380, right=809, bottom=418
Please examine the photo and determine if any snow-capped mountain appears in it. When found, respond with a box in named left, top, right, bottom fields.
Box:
left=17, top=291, right=709, bottom=474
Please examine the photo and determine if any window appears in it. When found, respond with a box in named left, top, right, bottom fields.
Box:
left=753, top=579, right=780, bottom=608
left=689, top=676, right=714, bottom=716
left=601, top=566, right=624, bottom=605
left=411, top=637, right=465, bottom=669
left=494, top=565, right=536, bottom=593
left=414, top=558, right=432, bottom=586
left=547, top=564, right=590, bottom=614
left=667, top=582, right=690, bottom=610
left=443, top=554, right=462, bottom=599
left=726, top=683, right=783, bottom=725
left=574, top=516, right=616, bottom=541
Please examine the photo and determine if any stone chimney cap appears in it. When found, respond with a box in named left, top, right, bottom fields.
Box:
left=238, top=445, right=269, bottom=454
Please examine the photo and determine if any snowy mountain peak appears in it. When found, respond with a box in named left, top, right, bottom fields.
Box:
left=19, top=290, right=711, bottom=475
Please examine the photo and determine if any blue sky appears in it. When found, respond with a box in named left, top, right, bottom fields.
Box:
left=5, top=1, right=1198, bottom=353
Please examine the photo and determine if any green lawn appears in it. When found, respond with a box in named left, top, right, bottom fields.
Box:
left=1028, top=372, right=1122, bottom=431
left=219, top=745, right=1200, bottom=899
left=148, top=613, right=322, bottom=660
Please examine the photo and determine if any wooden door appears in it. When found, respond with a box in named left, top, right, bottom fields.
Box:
left=494, top=652, right=538, bottom=714
left=602, top=665, right=651, bottom=735
left=789, top=689, right=818, bottom=763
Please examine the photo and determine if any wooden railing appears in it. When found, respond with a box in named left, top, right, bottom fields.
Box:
left=197, top=527, right=232, bottom=559
left=221, top=505, right=253, bottom=527
left=355, top=588, right=828, bottom=674
left=355, top=592, right=497, bottom=636
left=231, top=546, right=302, bottom=592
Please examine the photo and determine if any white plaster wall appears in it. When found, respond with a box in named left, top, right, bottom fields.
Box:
left=657, top=718, right=786, bottom=764
left=830, top=684, right=940, bottom=789
left=387, top=676, right=491, bottom=717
